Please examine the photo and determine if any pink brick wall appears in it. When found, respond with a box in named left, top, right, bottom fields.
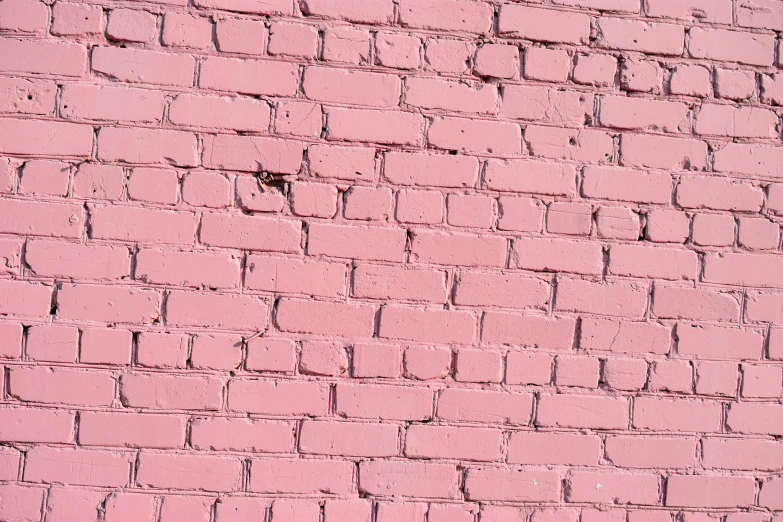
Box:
left=0, top=0, right=782, bottom=520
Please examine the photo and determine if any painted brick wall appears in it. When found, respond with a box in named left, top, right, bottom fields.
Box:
left=0, top=0, right=782, bottom=520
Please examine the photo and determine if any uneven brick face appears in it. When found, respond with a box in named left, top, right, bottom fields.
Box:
left=1, top=0, right=780, bottom=517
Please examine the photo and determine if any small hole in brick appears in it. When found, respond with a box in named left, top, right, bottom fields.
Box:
left=27, top=95, right=32, bottom=100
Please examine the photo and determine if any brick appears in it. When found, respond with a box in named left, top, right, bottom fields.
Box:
left=216, top=18, right=266, bottom=54
left=501, top=86, right=593, bottom=125
left=376, top=502, right=427, bottom=522
left=0, top=239, right=20, bottom=276
left=678, top=177, right=762, bottom=212
left=0, top=485, right=45, bottom=521
left=621, top=134, right=706, bottom=170
left=44, top=487, right=105, bottom=522
left=18, top=160, right=69, bottom=197
left=191, top=417, right=292, bottom=452
left=310, top=144, right=375, bottom=181
left=429, top=504, right=476, bottom=522
left=0, top=280, right=51, bottom=318
left=439, top=388, right=532, bottom=424
left=9, top=366, right=114, bottom=406
left=162, top=13, right=212, bottom=49
left=554, top=0, right=639, bottom=11
left=229, top=379, right=329, bottom=415
left=524, top=48, right=571, bottom=83
left=649, top=360, right=693, bottom=393
left=80, top=328, right=132, bottom=365
left=695, top=105, right=778, bottom=138
left=573, top=53, right=617, bottom=87
left=727, top=402, right=783, bottom=436
left=546, top=202, right=593, bottom=235
left=324, top=500, right=372, bottom=522
left=79, top=412, right=186, bottom=449
left=170, top=93, right=270, bottom=132
left=0, top=77, right=57, bottom=115
left=121, top=373, right=223, bottom=410
left=556, top=279, right=648, bottom=318
left=454, top=271, right=549, bottom=310
left=645, top=210, right=690, bottom=243
left=93, top=47, right=194, bottom=87
left=605, top=436, right=696, bottom=468
left=246, top=255, right=345, bottom=298
left=322, top=27, right=370, bottom=64
left=429, top=117, right=521, bottom=155
left=602, top=358, right=648, bottom=391
left=746, top=292, right=783, bottom=322
left=336, top=383, right=432, bottom=421
left=181, top=172, right=230, bottom=208
left=633, top=397, right=722, bottom=432
left=215, top=497, right=268, bottom=522
left=688, top=28, right=775, bottom=66
left=653, top=286, right=740, bottom=322
left=137, top=453, right=242, bottom=492
left=597, top=18, right=684, bottom=55
left=396, top=189, right=444, bottom=224
left=537, top=394, right=629, bottom=429
left=25, top=447, right=131, bottom=487
left=61, top=84, right=165, bottom=123
left=72, top=164, right=124, bottom=200
left=406, top=425, right=501, bottom=461
left=385, top=152, right=478, bottom=189
left=499, top=5, right=590, bottom=44
left=289, top=182, right=337, bottom=218
left=465, top=469, right=560, bottom=502
left=498, top=197, right=544, bottom=232
left=398, top=0, right=493, bottom=33
left=0, top=118, right=92, bottom=158
left=455, top=349, right=503, bottom=383
left=512, top=237, right=603, bottom=275
left=200, top=56, right=298, bottom=96
left=447, top=194, right=494, bottom=228
left=738, top=218, right=780, bottom=250
left=714, top=69, right=756, bottom=101
left=404, top=346, right=451, bottom=380
left=251, top=459, right=353, bottom=495
left=581, top=318, right=671, bottom=355
left=609, top=244, right=699, bottom=281
left=200, top=213, right=300, bottom=252
left=568, top=472, right=659, bottom=505
left=343, top=186, right=393, bottom=220
left=268, top=22, right=318, bottom=58
left=270, top=499, right=320, bottom=522
left=305, top=67, right=401, bottom=108
left=26, top=239, right=130, bottom=280
left=555, top=355, right=600, bottom=388
left=508, top=432, right=600, bottom=466
left=106, top=9, right=157, bottom=42
left=0, top=323, right=23, bottom=359
left=166, top=291, right=266, bottom=330
left=713, top=143, right=783, bottom=178
left=665, top=475, right=756, bottom=508
left=475, top=44, right=519, bottom=79
left=193, top=0, right=291, bottom=14
left=136, top=332, right=188, bottom=369
left=275, top=100, right=322, bottom=138
left=360, top=460, right=459, bottom=498
left=127, top=167, right=178, bottom=205
left=0, top=37, right=86, bottom=77
left=406, top=76, right=497, bottom=114
left=376, top=33, right=421, bottom=70
left=525, top=126, right=613, bottom=163
left=761, top=74, right=783, bottom=105
left=190, top=333, right=242, bottom=371
left=596, top=207, right=640, bottom=240
left=58, top=284, right=160, bottom=324
left=506, top=352, right=552, bottom=385
left=670, top=65, right=712, bottom=97
left=353, top=264, right=447, bottom=303
left=160, top=497, right=213, bottom=522
left=299, top=340, right=348, bottom=376
left=0, top=407, right=74, bottom=443
left=245, top=338, right=296, bottom=373
left=676, top=324, right=763, bottom=359
left=645, top=0, right=732, bottom=23
left=620, top=58, right=662, bottom=93
left=299, top=420, right=398, bottom=457
left=425, top=39, right=472, bottom=74
left=485, top=159, right=577, bottom=197
left=583, top=167, right=672, bottom=204
left=98, top=127, right=197, bottom=167
left=0, top=0, right=48, bottom=33
left=483, top=313, right=576, bottom=350
left=352, top=343, right=401, bottom=378
left=695, top=360, right=737, bottom=396
left=26, top=325, right=78, bottom=363
left=600, top=96, right=689, bottom=132
left=104, top=493, right=157, bottom=522
left=741, top=364, right=782, bottom=398
left=760, top=478, right=783, bottom=509
left=703, top=438, right=783, bottom=471
left=326, top=107, right=424, bottom=146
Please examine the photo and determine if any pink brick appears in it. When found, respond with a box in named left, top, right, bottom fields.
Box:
left=581, top=319, right=671, bottom=355
left=665, top=475, right=756, bottom=508
left=501, top=86, right=593, bottom=126
left=695, top=361, right=738, bottom=396
left=376, top=502, right=427, bottom=522
left=73, top=164, right=124, bottom=200
left=305, top=67, right=401, bottom=108
left=0, top=486, right=45, bottom=521
left=202, top=135, right=303, bottom=174
left=0, top=0, right=48, bottom=33
left=199, top=56, right=298, bottom=96
left=605, top=436, right=696, bottom=468
left=275, top=101, right=322, bottom=138
left=438, top=389, right=532, bottom=424
left=46, top=487, right=105, bottom=522
left=160, top=497, right=213, bottom=522
left=538, top=394, right=629, bottom=429
left=229, top=379, right=328, bottom=415
left=352, top=343, right=402, bottom=378
left=268, top=22, right=318, bottom=58
left=324, top=500, right=373, bottom=522
left=127, top=167, right=178, bottom=205
left=761, top=74, right=783, bottom=105
left=524, top=48, right=571, bottom=83
left=645, top=210, right=690, bottom=243
left=166, top=291, right=267, bottom=330
left=9, top=366, right=114, bottom=406
left=597, top=18, right=684, bottom=55
left=290, top=182, right=338, bottom=218
left=547, top=202, right=592, bottom=236
left=620, top=58, right=662, bottom=93
left=299, top=340, right=348, bottom=376
left=738, top=217, right=780, bottom=250
left=741, top=364, right=783, bottom=398
left=596, top=207, right=640, bottom=240
left=137, top=453, right=242, bottom=492
left=512, top=237, right=603, bottom=275
left=498, top=197, right=545, bottom=232
left=696, top=104, right=778, bottom=138
left=483, top=313, right=576, bottom=350
left=425, top=39, right=472, bottom=74
left=190, top=333, right=243, bottom=371
left=760, top=478, right=783, bottom=509
left=0, top=323, right=22, bottom=359
left=121, top=373, right=223, bottom=410
left=600, top=96, right=689, bottom=132
left=80, top=328, right=132, bottom=365
left=525, top=126, right=613, bottom=163
left=649, top=360, right=693, bottom=393
left=568, top=472, right=659, bottom=504
left=136, top=332, right=188, bottom=369
left=170, top=94, right=271, bottom=132
left=246, top=255, right=346, bottom=298
left=0, top=447, right=20, bottom=480
left=106, top=9, right=157, bottom=43
left=0, top=77, right=57, bottom=116
left=299, top=420, right=398, bottom=457
left=25, top=446, right=132, bottom=487
left=621, top=134, right=707, bottom=170
left=404, top=346, right=452, bottom=380
left=746, top=292, right=783, bottom=323
left=0, top=280, right=52, bottom=317
left=680, top=177, right=764, bottom=212
left=215, top=497, right=268, bottom=522
left=0, top=118, right=93, bottom=158
left=26, top=325, right=78, bottom=363
left=429, top=504, right=477, bottom=522
left=270, top=499, right=319, bottom=522
left=379, top=305, right=476, bottom=345
left=251, top=459, right=353, bottom=495
left=0, top=408, right=74, bottom=443
left=508, top=432, right=600, bottom=466
left=633, top=397, right=722, bottom=432
left=99, top=127, right=197, bottom=167
left=447, top=194, right=494, bottom=228
left=79, top=411, right=186, bottom=449
left=396, top=189, right=444, bottom=224
left=182, top=171, right=231, bottom=208
left=322, top=27, right=370, bottom=64
left=646, top=0, right=731, bottom=23
left=29, top=239, right=130, bottom=281
left=691, top=212, right=733, bottom=245
left=353, top=264, right=447, bottom=303
left=327, top=107, right=424, bottom=146
left=276, top=298, right=374, bottom=337
left=19, top=160, right=70, bottom=196
left=309, top=144, right=375, bottom=181
left=385, top=151, right=478, bottom=188
left=245, top=338, right=296, bottom=373
left=104, top=493, right=156, bottom=522
left=499, top=4, right=590, bottom=44
left=376, top=33, right=421, bottom=70
left=93, top=47, right=194, bottom=87
left=216, top=18, right=266, bottom=54
left=191, top=417, right=292, bottom=452
left=343, top=186, right=393, bottom=220
left=336, top=383, right=433, bottom=421
left=727, top=402, right=783, bottom=436
left=609, top=244, right=699, bottom=281
left=714, top=69, right=755, bottom=100
left=406, top=76, right=498, bottom=115
left=688, top=28, right=774, bottom=66
left=713, top=143, right=783, bottom=178
left=399, top=0, right=493, bottom=33
left=653, top=286, right=740, bottom=322
left=465, top=469, right=560, bottom=502
left=200, top=214, right=301, bottom=252
left=573, top=53, right=617, bottom=86
left=475, top=44, right=519, bottom=79
left=61, top=84, right=165, bottom=123
left=557, top=279, right=648, bottom=318
left=162, top=13, right=212, bottom=49
left=555, top=355, right=600, bottom=388
left=670, top=65, right=712, bottom=97
left=676, top=324, right=763, bottom=359
left=703, top=437, right=783, bottom=471
left=429, top=116, right=521, bottom=155
left=454, top=349, right=503, bottom=383
left=193, top=0, right=290, bottom=14
left=0, top=239, right=20, bottom=276
left=506, top=352, right=552, bottom=385
left=360, top=460, right=459, bottom=498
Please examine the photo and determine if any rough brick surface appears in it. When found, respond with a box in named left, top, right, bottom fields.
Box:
left=0, top=0, right=781, bottom=518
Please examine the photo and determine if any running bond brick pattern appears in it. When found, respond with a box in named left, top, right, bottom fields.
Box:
left=0, top=0, right=782, bottom=520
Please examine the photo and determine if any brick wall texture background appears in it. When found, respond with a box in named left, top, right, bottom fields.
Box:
left=0, top=0, right=782, bottom=520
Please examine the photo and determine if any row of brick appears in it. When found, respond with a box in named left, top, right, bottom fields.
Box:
left=1, top=487, right=781, bottom=522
